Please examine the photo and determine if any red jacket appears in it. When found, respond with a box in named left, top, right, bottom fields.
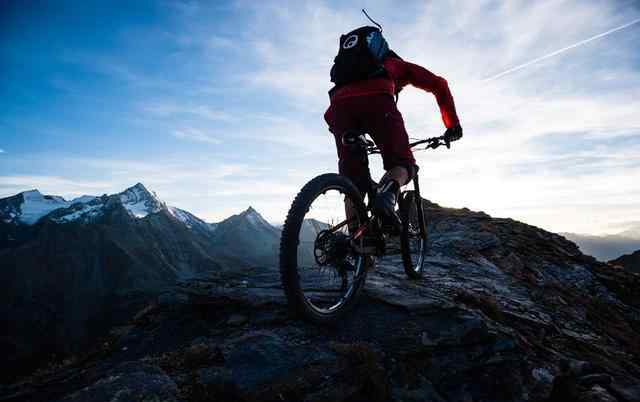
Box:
left=329, top=57, right=460, bottom=128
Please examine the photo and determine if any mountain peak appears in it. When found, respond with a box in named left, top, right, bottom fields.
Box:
left=239, top=206, right=265, bottom=220
left=242, top=206, right=258, bottom=215
left=6, top=189, right=69, bottom=224
left=118, top=183, right=164, bottom=218
left=2, top=184, right=171, bottom=225
left=214, top=206, right=275, bottom=233
left=120, top=183, right=156, bottom=199
left=21, top=189, right=43, bottom=198
left=123, top=182, right=151, bottom=195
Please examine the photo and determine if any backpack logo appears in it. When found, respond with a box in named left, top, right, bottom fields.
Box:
left=342, top=34, right=358, bottom=49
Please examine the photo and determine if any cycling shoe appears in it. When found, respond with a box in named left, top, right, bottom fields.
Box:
left=373, top=186, right=402, bottom=235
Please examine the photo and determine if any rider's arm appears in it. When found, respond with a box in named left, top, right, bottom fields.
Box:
left=384, top=58, right=460, bottom=128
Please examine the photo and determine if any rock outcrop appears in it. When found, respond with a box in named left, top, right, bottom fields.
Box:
left=2, top=201, right=638, bottom=402
left=609, top=249, right=640, bottom=273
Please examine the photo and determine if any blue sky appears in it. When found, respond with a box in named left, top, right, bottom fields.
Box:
left=1, top=0, right=639, bottom=235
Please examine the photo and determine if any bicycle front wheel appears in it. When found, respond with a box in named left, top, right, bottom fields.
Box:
left=399, top=190, right=428, bottom=279
left=279, top=173, right=369, bottom=324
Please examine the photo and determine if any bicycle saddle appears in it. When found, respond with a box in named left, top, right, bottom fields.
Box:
left=342, top=130, right=374, bottom=148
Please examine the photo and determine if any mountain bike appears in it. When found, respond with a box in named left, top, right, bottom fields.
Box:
left=279, top=131, right=455, bottom=324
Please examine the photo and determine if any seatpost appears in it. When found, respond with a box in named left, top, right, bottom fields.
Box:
left=343, top=131, right=375, bottom=200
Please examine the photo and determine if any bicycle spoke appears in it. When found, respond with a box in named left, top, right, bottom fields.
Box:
left=293, top=187, right=364, bottom=313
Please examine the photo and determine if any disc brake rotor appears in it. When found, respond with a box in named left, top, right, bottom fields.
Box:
left=313, top=229, right=351, bottom=266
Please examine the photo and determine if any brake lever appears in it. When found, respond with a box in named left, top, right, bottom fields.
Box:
left=428, top=139, right=442, bottom=149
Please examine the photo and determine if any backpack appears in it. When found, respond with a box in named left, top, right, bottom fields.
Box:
left=330, top=26, right=391, bottom=87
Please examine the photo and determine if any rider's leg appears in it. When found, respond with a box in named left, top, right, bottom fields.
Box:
left=362, top=95, right=416, bottom=231
left=344, top=197, right=358, bottom=233
left=325, top=99, right=367, bottom=234
left=380, top=166, right=409, bottom=187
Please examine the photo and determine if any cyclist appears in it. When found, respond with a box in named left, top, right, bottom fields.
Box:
left=324, top=25, right=462, bottom=232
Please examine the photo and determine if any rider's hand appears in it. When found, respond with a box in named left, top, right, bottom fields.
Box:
left=444, top=124, right=463, bottom=143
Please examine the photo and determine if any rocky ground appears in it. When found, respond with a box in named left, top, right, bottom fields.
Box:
left=1, top=202, right=639, bottom=402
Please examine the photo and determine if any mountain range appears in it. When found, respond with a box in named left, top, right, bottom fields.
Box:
left=561, top=230, right=640, bottom=262
left=0, top=183, right=281, bottom=379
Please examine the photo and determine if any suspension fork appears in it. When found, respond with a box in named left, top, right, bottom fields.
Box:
left=413, top=174, right=427, bottom=238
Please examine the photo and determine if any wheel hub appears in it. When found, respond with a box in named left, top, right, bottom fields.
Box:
left=314, top=230, right=350, bottom=266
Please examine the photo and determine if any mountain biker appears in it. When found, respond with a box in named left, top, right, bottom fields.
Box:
left=324, top=25, right=462, bottom=232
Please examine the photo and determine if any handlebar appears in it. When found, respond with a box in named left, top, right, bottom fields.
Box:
left=409, top=135, right=451, bottom=150
left=367, top=134, right=453, bottom=155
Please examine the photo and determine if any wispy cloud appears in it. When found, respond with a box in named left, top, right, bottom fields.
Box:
left=483, top=17, right=640, bottom=82
left=0, top=149, right=5, bottom=154
left=172, top=128, right=221, bottom=144
left=208, top=35, right=234, bottom=49
left=142, top=102, right=232, bottom=122
left=60, top=51, right=177, bottom=90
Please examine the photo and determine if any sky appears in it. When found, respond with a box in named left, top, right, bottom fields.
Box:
left=1, top=0, right=639, bottom=235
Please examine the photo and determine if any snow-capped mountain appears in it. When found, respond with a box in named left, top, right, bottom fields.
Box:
left=0, top=185, right=286, bottom=256
left=0, top=189, right=98, bottom=225
left=119, top=183, right=165, bottom=218
left=48, top=183, right=165, bottom=224
left=168, top=206, right=218, bottom=237
left=0, top=183, right=168, bottom=226
left=47, top=183, right=167, bottom=224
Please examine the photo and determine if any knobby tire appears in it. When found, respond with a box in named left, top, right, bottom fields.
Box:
left=279, top=173, right=368, bottom=324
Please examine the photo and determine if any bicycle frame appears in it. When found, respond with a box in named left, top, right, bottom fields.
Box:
left=323, top=133, right=447, bottom=246
left=363, top=134, right=448, bottom=242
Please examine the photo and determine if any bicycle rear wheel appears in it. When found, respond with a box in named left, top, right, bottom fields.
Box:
left=279, top=173, right=368, bottom=324
left=399, top=190, right=427, bottom=279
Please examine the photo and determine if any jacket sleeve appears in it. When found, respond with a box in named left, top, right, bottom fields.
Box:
left=384, top=58, right=460, bottom=128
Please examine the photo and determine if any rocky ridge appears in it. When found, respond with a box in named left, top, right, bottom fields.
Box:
left=609, top=249, right=640, bottom=273
left=2, top=201, right=638, bottom=402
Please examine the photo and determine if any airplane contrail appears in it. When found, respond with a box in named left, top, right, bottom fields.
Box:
left=483, top=17, right=640, bottom=82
